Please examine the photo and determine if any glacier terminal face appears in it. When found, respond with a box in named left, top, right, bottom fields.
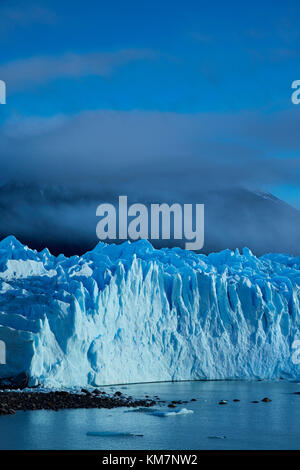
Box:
left=0, top=236, right=299, bottom=387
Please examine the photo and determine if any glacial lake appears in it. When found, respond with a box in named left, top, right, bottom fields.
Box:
left=1, top=380, right=300, bottom=450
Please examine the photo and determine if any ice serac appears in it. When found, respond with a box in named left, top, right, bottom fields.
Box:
left=0, top=235, right=300, bottom=387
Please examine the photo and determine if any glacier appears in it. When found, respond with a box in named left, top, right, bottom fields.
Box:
left=0, top=235, right=300, bottom=388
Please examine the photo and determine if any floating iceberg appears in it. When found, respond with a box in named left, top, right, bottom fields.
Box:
left=151, top=408, right=194, bottom=417
left=0, top=235, right=300, bottom=387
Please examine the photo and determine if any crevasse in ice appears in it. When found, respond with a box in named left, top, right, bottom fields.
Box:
left=0, top=235, right=299, bottom=387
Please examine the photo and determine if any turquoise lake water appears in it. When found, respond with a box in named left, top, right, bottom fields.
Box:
left=1, top=380, right=300, bottom=450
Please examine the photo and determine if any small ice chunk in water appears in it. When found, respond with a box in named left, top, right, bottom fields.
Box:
left=151, top=407, right=194, bottom=417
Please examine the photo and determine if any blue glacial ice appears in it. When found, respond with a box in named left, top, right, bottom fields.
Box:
left=0, top=235, right=299, bottom=388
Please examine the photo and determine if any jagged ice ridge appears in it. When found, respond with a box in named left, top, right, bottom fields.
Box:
left=0, top=236, right=299, bottom=387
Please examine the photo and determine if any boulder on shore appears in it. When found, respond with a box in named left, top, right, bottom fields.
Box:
left=0, top=372, right=29, bottom=390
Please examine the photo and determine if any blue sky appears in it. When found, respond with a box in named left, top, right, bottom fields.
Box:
left=0, top=0, right=300, bottom=206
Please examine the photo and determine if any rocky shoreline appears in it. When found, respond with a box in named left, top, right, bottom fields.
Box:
left=0, top=372, right=280, bottom=417
left=0, top=372, right=157, bottom=415
left=0, top=389, right=157, bottom=415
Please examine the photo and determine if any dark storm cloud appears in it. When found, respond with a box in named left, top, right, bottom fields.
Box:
left=1, top=107, right=300, bottom=257
left=0, top=109, right=300, bottom=192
